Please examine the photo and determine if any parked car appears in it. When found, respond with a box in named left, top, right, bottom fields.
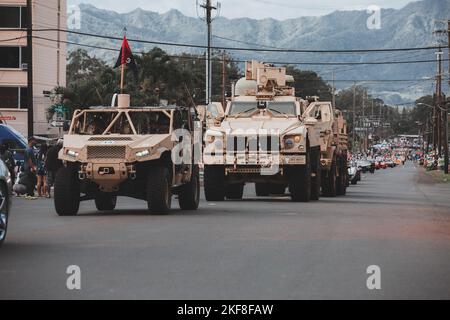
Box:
left=348, top=161, right=361, bottom=185
left=0, top=160, right=12, bottom=246
left=357, top=160, right=372, bottom=173
left=385, top=159, right=396, bottom=168
left=0, top=124, right=27, bottom=163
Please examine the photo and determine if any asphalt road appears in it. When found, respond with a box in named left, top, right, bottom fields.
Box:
left=1, top=162, right=450, bottom=300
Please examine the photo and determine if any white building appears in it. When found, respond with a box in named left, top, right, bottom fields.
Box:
left=0, top=0, right=67, bottom=137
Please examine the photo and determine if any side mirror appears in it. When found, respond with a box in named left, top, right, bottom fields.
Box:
left=305, top=117, right=318, bottom=126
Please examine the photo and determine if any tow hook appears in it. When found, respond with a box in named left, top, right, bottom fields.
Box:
left=129, top=172, right=137, bottom=180
left=79, top=172, right=86, bottom=180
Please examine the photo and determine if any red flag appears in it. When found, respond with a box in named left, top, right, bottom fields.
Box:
left=114, top=36, right=137, bottom=74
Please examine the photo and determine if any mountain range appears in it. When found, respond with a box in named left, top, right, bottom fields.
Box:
left=67, top=0, right=450, bottom=104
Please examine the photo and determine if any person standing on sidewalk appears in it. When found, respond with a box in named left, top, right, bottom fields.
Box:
left=44, top=139, right=63, bottom=199
left=24, top=138, right=38, bottom=199
left=36, top=143, right=48, bottom=197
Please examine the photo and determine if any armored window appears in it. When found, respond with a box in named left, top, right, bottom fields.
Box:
left=268, top=102, right=296, bottom=116
left=229, top=102, right=257, bottom=116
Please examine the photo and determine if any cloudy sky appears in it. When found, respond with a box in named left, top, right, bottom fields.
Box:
left=68, top=0, right=416, bottom=20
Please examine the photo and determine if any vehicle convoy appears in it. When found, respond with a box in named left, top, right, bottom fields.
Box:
left=54, top=94, right=200, bottom=215
left=302, top=98, right=349, bottom=197
left=202, top=60, right=324, bottom=202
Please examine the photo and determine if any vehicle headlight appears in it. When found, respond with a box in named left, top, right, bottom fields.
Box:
left=67, top=150, right=79, bottom=157
left=206, top=135, right=216, bottom=143
left=205, top=130, right=223, bottom=144
left=284, top=135, right=302, bottom=150
left=136, top=150, right=150, bottom=158
left=284, top=138, right=295, bottom=149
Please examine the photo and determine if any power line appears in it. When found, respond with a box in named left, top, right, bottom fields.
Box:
left=4, top=34, right=442, bottom=84
left=30, top=28, right=445, bottom=54
left=24, top=34, right=450, bottom=67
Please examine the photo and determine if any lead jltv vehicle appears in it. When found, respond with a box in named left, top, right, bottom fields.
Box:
left=54, top=99, right=200, bottom=215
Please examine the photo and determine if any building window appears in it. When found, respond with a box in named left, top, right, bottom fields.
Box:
left=0, top=87, right=28, bottom=109
left=20, top=87, right=28, bottom=109
left=0, top=6, right=29, bottom=28
left=0, top=46, right=29, bottom=68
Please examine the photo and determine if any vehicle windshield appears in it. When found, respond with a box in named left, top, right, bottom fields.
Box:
left=228, top=102, right=296, bottom=117
left=71, top=111, right=171, bottom=135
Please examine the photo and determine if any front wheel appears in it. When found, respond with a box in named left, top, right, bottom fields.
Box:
left=310, top=147, right=321, bottom=200
left=147, top=166, right=172, bottom=214
left=322, top=161, right=337, bottom=197
left=178, top=166, right=200, bottom=210
left=95, top=193, right=117, bottom=211
left=0, top=182, right=10, bottom=246
left=54, top=166, right=80, bottom=216
left=204, top=165, right=225, bottom=201
left=288, top=151, right=311, bottom=202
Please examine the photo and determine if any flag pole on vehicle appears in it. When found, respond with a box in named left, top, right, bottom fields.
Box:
left=114, top=27, right=138, bottom=94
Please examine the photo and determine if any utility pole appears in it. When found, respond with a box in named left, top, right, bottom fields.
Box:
left=221, top=51, right=226, bottom=109
left=445, top=20, right=449, bottom=174
left=362, top=89, right=366, bottom=153
left=436, top=48, right=443, bottom=157
left=331, top=70, right=336, bottom=108
left=26, top=0, right=34, bottom=138
left=199, top=0, right=219, bottom=105
left=352, top=83, right=356, bottom=152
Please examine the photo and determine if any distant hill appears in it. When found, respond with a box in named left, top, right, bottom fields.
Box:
left=67, top=0, right=450, bottom=104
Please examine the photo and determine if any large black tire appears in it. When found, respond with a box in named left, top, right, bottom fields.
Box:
left=0, top=182, right=10, bottom=246
left=147, top=166, right=172, bottom=214
left=178, top=166, right=200, bottom=210
left=310, top=147, right=321, bottom=201
left=269, top=184, right=286, bottom=195
left=255, top=183, right=270, bottom=196
left=204, top=165, right=225, bottom=201
left=322, top=160, right=337, bottom=197
left=225, top=184, right=244, bottom=200
left=95, top=193, right=117, bottom=211
left=336, top=157, right=347, bottom=196
left=54, top=166, right=80, bottom=216
left=288, top=151, right=311, bottom=202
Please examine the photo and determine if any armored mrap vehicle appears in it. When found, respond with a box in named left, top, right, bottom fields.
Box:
left=54, top=94, right=200, bottom=215
left=303, top=99, right=348, bottom=197
left=203, top=61, right=321, bottom=202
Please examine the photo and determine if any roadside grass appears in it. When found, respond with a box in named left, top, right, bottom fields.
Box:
left=428, top=169, right=450, bottom=183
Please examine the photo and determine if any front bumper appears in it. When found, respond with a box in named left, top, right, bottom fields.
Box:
left=79, top=162, right=136, bottom=192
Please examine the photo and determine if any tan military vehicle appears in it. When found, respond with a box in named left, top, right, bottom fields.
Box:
left=54, top=95, right=200, bottom=215
left=303, top=98, right=349, bottom=196
left=202, top=61, right=322, bottom=202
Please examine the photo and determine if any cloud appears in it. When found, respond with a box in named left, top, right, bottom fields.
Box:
left=68, top=0, right=415, bottom=19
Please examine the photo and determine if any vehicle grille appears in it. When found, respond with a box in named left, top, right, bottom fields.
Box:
left=88, top=137, right=132, bottom=141
left=87, top=146, right=126, bottom=159
left=227, top=135, right=280, bottom=152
